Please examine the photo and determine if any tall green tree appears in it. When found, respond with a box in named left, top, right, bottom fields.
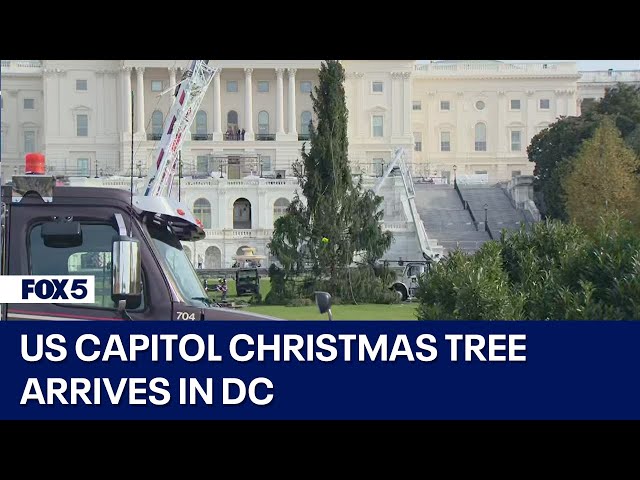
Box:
left=527, top=115, right=599, bottom=220
left=528, top=83, right=640, bottom=219
left=268, top=60, right=392, bottom=290
left=564, top=117, right=640, bottom=233
left=593, top=83, right=640, bottom=138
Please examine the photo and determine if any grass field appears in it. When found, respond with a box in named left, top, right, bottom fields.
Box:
left=245, top=303, right=419, bottom=320
left=205, top=277, right=418, bottom=320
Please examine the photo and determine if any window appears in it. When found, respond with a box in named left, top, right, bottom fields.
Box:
left=440, top=100, right=450, bottom=111
left=440, top=131, right=451, bottom=152
left=29, top=223, right=135, bottom=309
left=512, top=170, right=521, bottom=178
left=372, top=115, right=384, bottom=137
left=24, top=98, right=35, bottom=110
left=24, top=131, right=36, bottom=153
left=373, top=158, right=384, bottom=177
left=195, top=110, right=207, bottom=134
left=227, top=110, right=238, bottom=131
left=475, top=170, right=488, bottom=175
left=258, top=81, right=269, bottom=93
left=475, top=100, right=486, bottom=111
left=196, top=155, right=219, bottom=175
left=300, top=81, right=312, bottom=93
left=77, top=114, right=88, bottom=137
left=151, top=80, right=163, bottom=92
left=261, top=155, right=272, bottom=172
left=372, top=81, right=383, bottom=93
left=227, top=81, right=238, bottom=93
left=301, top=111, right=312, bottom=135
left=539, top=99, right=550, bottom=110
left=273, top=198, right=290, bottom=223
left=510, top=99, right=521, bottom=110
left=474, top=123, right=486, bottom=151
left=414, top=132, right=422, bottom=152
left=151, top=110, right=164, bottom=137
left=77, top=158, right=89, bottom=176
left=412, top=101, right=422, bottom=111
left=258, top=111, right=269, bottom=135
left=76, top=79, right=88, bottom=91
left=193, top=198, right=212, bottom=229
left=511, top=130, right=522, bottom=151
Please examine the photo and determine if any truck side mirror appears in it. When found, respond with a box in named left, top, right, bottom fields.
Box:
left=315, top=291, right=333, bottom=321
left=111, top=236, right=142, bottom=310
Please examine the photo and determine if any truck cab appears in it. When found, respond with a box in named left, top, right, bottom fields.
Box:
left=1, top=175, right=279, bottom=321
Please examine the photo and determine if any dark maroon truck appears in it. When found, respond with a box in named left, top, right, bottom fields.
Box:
left=0, top=174, right=281, bottom=321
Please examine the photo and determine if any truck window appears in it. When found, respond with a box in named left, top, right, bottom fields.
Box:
left=29, top=223, right=145, bottom=310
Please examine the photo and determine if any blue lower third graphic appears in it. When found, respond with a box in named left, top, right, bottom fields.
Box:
left=0, top=321, right=639, bottom=420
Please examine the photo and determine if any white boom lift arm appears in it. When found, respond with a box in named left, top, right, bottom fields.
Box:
left=372, top=147, right=441, bottom=263
left=141, top=60, right=217, bottom=198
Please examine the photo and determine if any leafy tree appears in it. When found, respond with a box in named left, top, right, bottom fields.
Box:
left=417, top=216, right=640, bottom=320
left=267, top=60, right=393, bottom=299
left=593, top=83, right=640, bottom=137
left=528, top=83, right=640, bottom=218
left=527, top=115, right=598, bottom=220
left=564, top=117, right=640, bottom=233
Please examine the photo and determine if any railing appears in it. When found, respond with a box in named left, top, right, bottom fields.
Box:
left=1, top=60, right=42, bottom=71
left=224, top=133, right=244, bottom=141
left=147, top=133, right=162, bottom=141
left=579, top=70, right=640, bottom=83
left=255, top=134, right=275, bottom=141
left=181, top=177, right=298, bottom=187
left=203, top=228, right=275, bottom=239
left=192, top=133, right=213, bottom=141
left=414, top=62, right=578, bottom=76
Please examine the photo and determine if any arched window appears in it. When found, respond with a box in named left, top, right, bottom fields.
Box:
left=151, top=110, right=163, bottom=137
left=195, top=110, right=207, bottom=134
left=273, top=198, right=290, bottom=223
left=193, top=198, right=212, bottom=229
left=233, top=198, right=252, bottom=229
left=205, top=246, right=222, bottom=269
left=474, top=123, right=487, bottom=152
left=301, top=111, right=312, bottom=136
left=258, top=111, right=269, bottom=135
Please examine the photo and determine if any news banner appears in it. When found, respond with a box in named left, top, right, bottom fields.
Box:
left=1, top=275, right=640, bottom=420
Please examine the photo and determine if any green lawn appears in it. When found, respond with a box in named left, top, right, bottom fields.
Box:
left=206, top=276, right=418, bottom=320
left=246, top=303, right=418, bottom=320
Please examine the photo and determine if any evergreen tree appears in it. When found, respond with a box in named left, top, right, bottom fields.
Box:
left=268, top=60, right=393, bottom=290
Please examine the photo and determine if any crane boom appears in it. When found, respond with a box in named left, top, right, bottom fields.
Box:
left=373, top=148, right=441, bottom=262
left=141, top=60, right=216, bottom=198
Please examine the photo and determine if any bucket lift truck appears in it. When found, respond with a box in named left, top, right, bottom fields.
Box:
left=373, top=147, right=442, bottom=300
left=0, top=60, right=278, bottom=321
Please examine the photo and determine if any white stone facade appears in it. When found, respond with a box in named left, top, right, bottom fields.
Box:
left=2, top=60, right=638, bottom=266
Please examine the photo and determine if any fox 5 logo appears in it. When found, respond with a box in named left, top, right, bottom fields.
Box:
left=0, top=276, right=95, bottom=303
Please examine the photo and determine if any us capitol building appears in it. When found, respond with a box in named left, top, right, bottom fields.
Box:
left=2, top=60, right=639, bottom=267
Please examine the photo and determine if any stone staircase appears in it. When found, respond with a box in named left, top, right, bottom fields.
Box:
left=413, top=184, right=491, bottom=255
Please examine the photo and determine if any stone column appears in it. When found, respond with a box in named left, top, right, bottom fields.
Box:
left=122, top=66, right=132, bottom=134
left=168, top=66, right=177, bottom=91
left=402, top=72, right=411, bottom=136
left=276, top=68, right=285, bottom=139
left=135, top=67, right=145, bottom=135
left=287, top=68, right=297, bottom=136
left=244, top=68, right=254, bottom=140
left=213, top=68, right=222, bottom=141
left=526, top=90, right=535, bottom=144
left=391, top=72, right=401, bottom=137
